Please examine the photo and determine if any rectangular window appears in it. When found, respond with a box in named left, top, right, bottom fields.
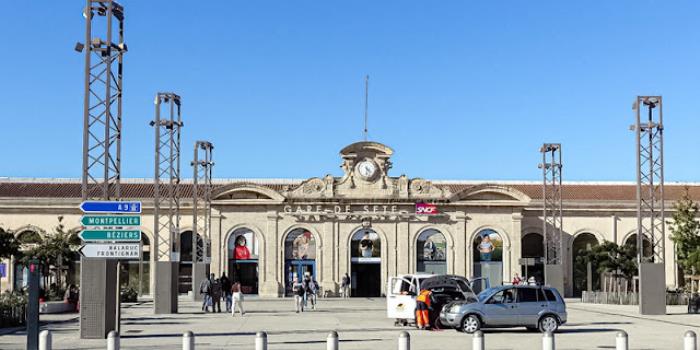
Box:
left=517, top=287, right=539, bottom=302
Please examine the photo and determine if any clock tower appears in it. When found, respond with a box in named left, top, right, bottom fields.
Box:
left=339, top=141, right=393, bottom=185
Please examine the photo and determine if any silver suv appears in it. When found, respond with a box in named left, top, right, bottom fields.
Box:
left=439, top=285, right=567, bottom=333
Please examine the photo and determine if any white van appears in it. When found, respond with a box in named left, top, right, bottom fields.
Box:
left=386, top=274, right=435, bottom=326
left=387, top=274, right=489, bottom=327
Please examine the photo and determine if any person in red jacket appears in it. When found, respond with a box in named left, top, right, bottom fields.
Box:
left=415, top=289, right=433, bottom=330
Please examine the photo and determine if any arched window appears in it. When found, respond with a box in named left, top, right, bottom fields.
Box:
left=472, top=229, right=504, bottom=285
left=572, top=232, right=600, bottom=297
left=350, top=229, right=381, bottom=297
left=416, top=229, right=446, bottom=275
left=284, top=228, right=317, bottom=296
left=228, top=228, right=259, bottom=294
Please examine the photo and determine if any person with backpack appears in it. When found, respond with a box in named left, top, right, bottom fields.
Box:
left=307, top=278, right=319, bottom=310
left=302, top=273, right=313, bottom=308
left=341, top=273, right=350, bottom=298
left=199, top=274, right=213, bottom=312
left=211, top=277, right=223, bottom=313
left=292, top=276, right=305, bottom=313
left=220, top=273, right=232, bottom=312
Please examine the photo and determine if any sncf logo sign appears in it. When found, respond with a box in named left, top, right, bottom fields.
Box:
left=415, top=203, right=438, bottom=215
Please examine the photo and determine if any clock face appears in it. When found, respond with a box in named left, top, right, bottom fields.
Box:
left=356, top=160, right=377, bottom=179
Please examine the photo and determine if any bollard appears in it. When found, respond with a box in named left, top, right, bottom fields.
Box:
left=615, top=331, right=628, bottom=350
left=542, top=331, right=555, bottom=350
left=685, top=331, right=697, bottom=350
left=472, top=331, right=484, bottom=350
left=107, top=331, right=120, bottom=350
left=183, top=331, right=195, bottom=350
left=39, top=330, right=52, bottom=350
left=398, top=331, right=410, bottom=350
left=256, top=331, right=268, bottom=350
left=327, top=331, right=339, bottom=350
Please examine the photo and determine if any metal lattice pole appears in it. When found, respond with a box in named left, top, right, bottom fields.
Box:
left=192, top=141, right=214, bottom=264
left=77, top=0, right=126, bottom=200
left=151, top=93, right=183, bottom=262
left=76, top=0, right=125, bottom=338
left=539, top=143, right=563, bottom=265
left=632, top=96, right=665, bottom=263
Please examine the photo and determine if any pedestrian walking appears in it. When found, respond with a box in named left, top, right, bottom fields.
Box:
left=292, top=276, right=305, bottom=313
left=512, top=272, right=523, bottom=285
left=302, top=273, right=312, bottom=308
left=211, top=277, right=223, bottom=313
left=341, top=273, right=350, bottom=298
left=307, top=278, right=319, bottom=310
left=199, top=274, right=213, bottom=312
left=415, top=288, right=434, bottom=330
left=231, top=281, right=245, bottom=316
left=220, top=273, right=232, bottom=312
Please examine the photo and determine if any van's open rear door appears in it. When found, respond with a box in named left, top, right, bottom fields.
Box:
left=387, top=277, right=417, bottom=320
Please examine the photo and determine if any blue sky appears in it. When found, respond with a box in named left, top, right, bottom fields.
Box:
left=1, top=1, right=699, bottom=181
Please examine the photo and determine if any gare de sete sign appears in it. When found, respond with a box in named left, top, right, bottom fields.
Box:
left=283, top=203, right=441, bottom=216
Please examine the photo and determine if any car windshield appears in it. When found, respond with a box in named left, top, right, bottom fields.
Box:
left=477, top=287, right=500, bottom=302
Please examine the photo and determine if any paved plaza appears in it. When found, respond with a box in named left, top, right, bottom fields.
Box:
left=1, top=298, right=700, bottom=349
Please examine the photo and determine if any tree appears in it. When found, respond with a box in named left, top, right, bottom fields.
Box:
left=18, top=216, right=80, bottom=294
left=576, top=240, right=638, bottom=291
left=669, top=187, right=700, bottom=277
left=0, top=229, right=21, bottom=292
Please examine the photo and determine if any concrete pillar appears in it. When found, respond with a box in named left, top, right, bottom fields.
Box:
left=396, top=219, right=410, bottom=275
left=615, top=330, right=628, bottom=350
left=107, top=331, right=119, bottom=350
left=322, top=218, right=336, bottom=295
left=327, top=331, right=339, bottom=350
left=182, top=331, right=194, bottom=350
left=255, top=331, right=268, bottom=350
left=684, top=330, right=697, bottom=350
left=472, top=330, right=485, bottom=350
left=39, top=330, right=52, bottom=350
left=510, top=211, right=523, bottom=283
left=453, top=212, right=467, bottom=277
left=398, top=331, right=410, bottom=350
left=542, top=331, right=555, bottom=350
left=260, top=212, right=281, bottom=297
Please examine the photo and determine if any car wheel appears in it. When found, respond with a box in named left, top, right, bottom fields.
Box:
left=538, top=315, right=559, bottom=333
left=461, top=315, right=481, bottom=334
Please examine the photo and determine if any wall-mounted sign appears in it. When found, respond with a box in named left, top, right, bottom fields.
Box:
left=415, top=203, right=439, bottom=215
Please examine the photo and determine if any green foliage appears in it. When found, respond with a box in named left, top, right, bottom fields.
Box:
left=0, top=291, right=28, bottom=328
left=18, top=216, right=80, bottom=290
left=576, top=240, right=638, bottom=280
left=120, top=286, right=138, bottom=302
left=669, top=187, right=700, bottom=276
left=0, top=229, right=21, bottom=259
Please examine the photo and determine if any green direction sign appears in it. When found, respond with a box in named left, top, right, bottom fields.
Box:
left=81, top=215, right=141, bottom=227
left=79, top=230, right=141, bottom=242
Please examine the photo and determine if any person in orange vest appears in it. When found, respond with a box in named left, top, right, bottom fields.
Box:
left=415, top=288, right=433, bottom=330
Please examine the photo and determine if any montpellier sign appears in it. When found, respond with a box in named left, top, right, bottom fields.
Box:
left=81, top=215, right=141, bottom=226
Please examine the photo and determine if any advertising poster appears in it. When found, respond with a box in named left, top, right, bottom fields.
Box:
left=229, top=230, right=259, bottom=260
left=285, top=229, right=316, bottom=260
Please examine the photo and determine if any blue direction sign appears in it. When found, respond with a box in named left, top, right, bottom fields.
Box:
left=80, top=201, right=141, bottom=214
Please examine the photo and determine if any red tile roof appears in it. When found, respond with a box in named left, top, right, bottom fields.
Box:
left=0, top=179, right=699, bottom=202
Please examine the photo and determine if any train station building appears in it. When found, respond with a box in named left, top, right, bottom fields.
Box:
left=1, top=141, right=698, bottom=298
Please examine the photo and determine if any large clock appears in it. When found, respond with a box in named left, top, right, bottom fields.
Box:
left=356, top=160, right=377, bottom=179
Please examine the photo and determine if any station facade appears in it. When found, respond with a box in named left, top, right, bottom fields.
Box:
left=1, top=141, right=698, bottom=298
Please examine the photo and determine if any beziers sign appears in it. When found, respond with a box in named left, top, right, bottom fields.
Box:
left=415, top=202, right=439, bottom=215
